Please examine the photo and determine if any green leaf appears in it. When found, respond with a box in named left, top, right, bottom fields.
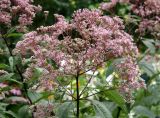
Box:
left=142, top=39, right=155, bottom=54
left=131, top=106, right=155, bottom=118
left=4, top=111, right=18, bottom=118
left=9, top=57, right=14, bottom=72
left=0, top=73, right=14, bottom=82
left=106, top=65, right=114, bottom=78
left=102, top=102, right=117, bottom=113
left=56, top=102, right=73, bottom=118
left=0, top=114, right=6, bottom=118
left=139, top=61, right=156, bottom=77
left=0, top=103, right=8, bottom=106
left=6, top=27, right=17, bottom=34
left=5, top=79, right=22, bottom=85
left=105, top=90, right=127, bottom=113
left=0, top=103, right=8, bottom=112
left=32, top=67, right=44, bottom=79
left=32, top=92, right=53, bottom=104
left=27, top=91, right=42, bottom=103
left=6, top=33, right=23, bottom=38
left=6, top=97, right=28, bottom=104
left=91, top=100, right=113, bottom=118
left=0, top=72, right=21, bottom=85
left=18, top=105, right=31, bottom=118
left=0, top=64, right=10, bottom=70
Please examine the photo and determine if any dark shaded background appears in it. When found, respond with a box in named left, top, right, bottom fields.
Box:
left=33, top=0, right=107, bottom=28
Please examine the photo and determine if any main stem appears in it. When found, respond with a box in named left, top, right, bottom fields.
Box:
left=76, top=74, right=79, bottom=118
left=116, top=107, right=121, bottom=118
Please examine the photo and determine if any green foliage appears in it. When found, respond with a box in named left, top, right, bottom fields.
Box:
left=56, top=102, right=74, bottom=118
left=105, top=90, right=127, bottom=113
left=91, top=100, right=113, bottom=118
left=0, top=103, right=18, bottom=118
left=131, top=106, right=155, bottom=118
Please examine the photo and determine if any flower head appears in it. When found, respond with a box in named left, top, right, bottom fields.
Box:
left=0, top=0, right=41, bottom=32
left=14, top=9, right=142, bottom=93
left=100, top=0, right=160, bottom=38
left=10, top=88, right=21, bottom=95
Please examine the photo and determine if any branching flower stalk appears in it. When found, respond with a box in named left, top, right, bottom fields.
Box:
left=79, top=70, right=96, bottom=98
left=14, top=8, right=145, bottom=116
left=81, top=87, right=118, bottom=100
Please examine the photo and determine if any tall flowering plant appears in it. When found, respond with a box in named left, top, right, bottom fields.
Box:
left=14, top=8, right=145, bottom=117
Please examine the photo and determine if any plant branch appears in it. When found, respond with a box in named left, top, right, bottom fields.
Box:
left=2, top=36, right=32, bottom=104
left=81, top=87, right=117, bottom=99
left=116, top=107, right=121, bottom=118
left=76, top=74, right=80, bottom=118
left=56, top=79, right=76, bottom=99
left=2, top=35, right=35, bottom=118
left=79, top=71, right=95, bottom=97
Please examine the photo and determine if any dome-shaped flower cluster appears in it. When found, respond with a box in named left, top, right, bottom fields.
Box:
left=0, top=0, right=41, bottom=32
left=14, top=9, right=144, bottom=94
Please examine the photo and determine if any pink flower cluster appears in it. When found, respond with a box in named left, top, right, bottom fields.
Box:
left=131, top=0, right=160, bottom=38
left=100, top=0, right=160, bottom=38
left=10, top=88, right=21, bottom=95
left=14, top=9, right=144, bottom=92
left=33, top=103, right=54, bottom=118
left=100, top=0, right=129, bottom=11
left=0, top=70, right=21, bottom=96
left=0, top=82, right=8, bottom=88
left=0, top=0, right=41, bottom=32
left=116, top=57, right=145, bottom=101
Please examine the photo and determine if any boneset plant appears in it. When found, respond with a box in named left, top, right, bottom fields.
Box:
left=13, top=8, right=145, bottom=117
